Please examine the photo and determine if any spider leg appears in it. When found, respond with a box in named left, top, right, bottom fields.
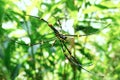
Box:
left=60, top=40, right=92, bottom=73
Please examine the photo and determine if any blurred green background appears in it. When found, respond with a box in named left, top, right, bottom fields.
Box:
left=0, top=0, right=120, bottom=80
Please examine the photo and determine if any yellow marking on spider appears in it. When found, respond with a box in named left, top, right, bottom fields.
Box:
left=77, top=34, right=79, bottom=38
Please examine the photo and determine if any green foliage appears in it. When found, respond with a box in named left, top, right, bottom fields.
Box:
left=0, top=0, right=120, bottom=80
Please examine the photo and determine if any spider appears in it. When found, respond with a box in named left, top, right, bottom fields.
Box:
left=10, top=15, right=110, bottom=74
